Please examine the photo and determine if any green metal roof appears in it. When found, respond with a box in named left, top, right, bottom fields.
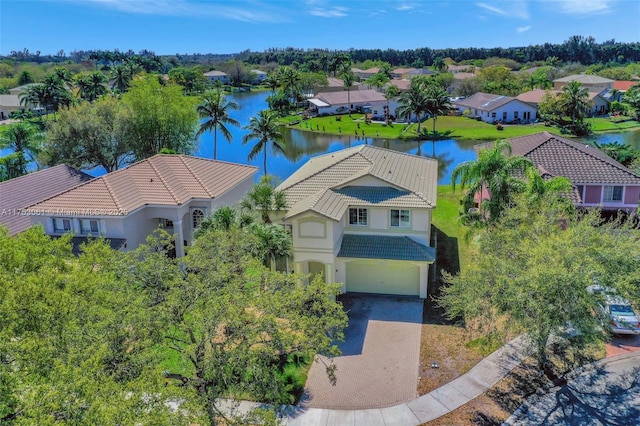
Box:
left=338, top=234, right=435, bottom=262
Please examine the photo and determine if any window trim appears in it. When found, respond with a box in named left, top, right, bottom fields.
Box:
left=53, top=217, right=72, bottom=233
left=603, top=185, right=623, bottom=203
left=348, top=207, right=368, bottom=226
left=79, top=218, right=100, bottom=235
left=191, top=208, right=206, bottom=229
left=390, top=209, right=411, bottom=228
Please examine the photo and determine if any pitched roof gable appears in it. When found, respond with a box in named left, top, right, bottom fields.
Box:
left=278, top=145, right=437, bottom=220
left=28, top=155, right=257, bottom=216
left=454, top=92, right=518, bottom=111
left=0, top=165, right=94, bottom=235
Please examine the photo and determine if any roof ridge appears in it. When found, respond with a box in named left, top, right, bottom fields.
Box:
left=101, top=174, right=126, bottom=212
left=552, top=137, right=640, bottom=178
left=279, top=149, right=372, bottom=191
left=146, top=157, right=181, bottom=205
left=178, top=155, right=215, bottom=198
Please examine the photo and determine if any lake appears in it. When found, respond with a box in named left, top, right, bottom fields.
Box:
left=3, top=91, right=640, bottom=184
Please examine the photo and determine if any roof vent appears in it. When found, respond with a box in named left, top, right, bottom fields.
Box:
left=150, top=178, right=154, bottom=182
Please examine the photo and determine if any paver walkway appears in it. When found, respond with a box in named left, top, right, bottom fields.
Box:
left=220, top=335, right=535, bottom=425
left=302, top=295, right=423, bottom=409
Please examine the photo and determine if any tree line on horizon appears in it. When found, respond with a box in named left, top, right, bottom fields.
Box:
left=3, top=35, right=640, bottom=69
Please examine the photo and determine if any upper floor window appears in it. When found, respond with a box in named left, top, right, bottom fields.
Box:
left=53, top=218, right=72, bottom=233
left=603, top=186, right=623, bottom=202
left=80, top=219, right=100, bottom=235
left=192, top=209, right=205, bottom=229
left=348, top=208, right=368, bottom=226
left=390, top=209, right=410, bottom=228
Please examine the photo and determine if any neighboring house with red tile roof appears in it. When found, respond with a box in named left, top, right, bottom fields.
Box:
left=475, top=132, right=640, bottom=212
left=517, top=89, right=610, bottom=116
left=612, top=81, right=638, bottom=92
left=309, top=89, right=390, bottom=116
left=276, top=145, right=437, bottom=298
left=453, top=92, right=538, bottom=124
left=0, top=164, right=94, bottom=236
left=26, top=155, right=258, bottom=257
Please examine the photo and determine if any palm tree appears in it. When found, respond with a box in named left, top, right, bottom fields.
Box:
left=240, top=175, right=287, bottom=224
left=250, top=223, right=292, bottom=271
left=452, top=139, right=533, bottom=224
left=424, top=84, right=452, bottom=133
left=264, top=73, right=280, bottom=94
left=559, top=81, right=591, bottom=126
left=242, top=110, right=285, bottom=177
left=384, top=85, right=400, bottom=122
left=196, top=90, right=240, bottom=160
left=110, top=65, right=132, bottom=94
left=0, top=122, right=43, bottom=170
left=279, top=67, right=302, bottom=108
left=397, top=78, right=428, bottom=132
left=432, top=57, right=446, bottom=73
left=341, top=70, right=356, bottom=113
left=76, top=71, right=107, bottom=102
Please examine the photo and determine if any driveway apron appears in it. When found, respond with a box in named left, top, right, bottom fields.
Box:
left=302, top=294, right=423, bottom=409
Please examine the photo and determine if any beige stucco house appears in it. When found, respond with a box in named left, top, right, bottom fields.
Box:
left=26, top=155, right=257, bottom=256
left=276, top=145, right=437, bottom=298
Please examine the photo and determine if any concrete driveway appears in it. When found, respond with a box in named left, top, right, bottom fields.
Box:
left=507, top=353, right=640, bottom=425
left=302, top=294, right=423, bottom=410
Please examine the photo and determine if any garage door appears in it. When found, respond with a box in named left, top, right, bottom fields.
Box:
left=345, top=260, right=420, bottom=296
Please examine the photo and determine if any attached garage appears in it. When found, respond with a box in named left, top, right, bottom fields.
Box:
left=345, top=259, right=420, bottom=296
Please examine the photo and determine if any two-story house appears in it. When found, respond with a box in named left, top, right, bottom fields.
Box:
left=26, top=154, right=257, bottom=256
left=276, top=145, right=437, bottom=298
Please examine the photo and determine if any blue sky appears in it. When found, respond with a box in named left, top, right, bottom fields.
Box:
left=1, top=0, right=639, bottom=56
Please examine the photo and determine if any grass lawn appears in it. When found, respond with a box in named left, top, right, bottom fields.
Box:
left=281, top=112, right=640, bottom=142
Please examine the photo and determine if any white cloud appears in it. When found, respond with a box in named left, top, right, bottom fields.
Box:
left=556, top=0, right=613, bottom=15
left=476, top=1, right=530, bottom=20
left=396, top=4, right=415, bottom=11
left=517, top=25, right=532, bottom=33
left=72, top=0, right=287, bottom=23
left=307, top=6, right=348, bottom=17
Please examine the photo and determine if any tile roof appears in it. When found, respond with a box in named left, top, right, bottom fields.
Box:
left=553, top=74, right=614, bottom=84
left=452, top=72, right=476, bottom=80
left=338, top=234, right=436, bottom=262
left=517, top=89, right=607, bottom=104
left=0, top=165, right=93, bottom=235
left=387, top=79, right=411, bottom=91
left=315, top=89, right=386, bottom=105
left=27, top=155, right=258, bottom=216
left=612, top=81, right=638, bottom=91
left=278, top=145, right=437, bottom=220
left=476, top=132, right=640, bottom=185
left=203, top=70, right=228, bottom=77
left=454, top=92, right=516, bottom=111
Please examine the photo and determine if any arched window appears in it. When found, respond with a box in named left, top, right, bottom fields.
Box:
left=192, top=209, right=205, bottom=229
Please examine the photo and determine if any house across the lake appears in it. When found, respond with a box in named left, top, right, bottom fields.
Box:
left=453, top=92, right=538, bottom=124
left=25, top=155, right=258, bottom=257
left=309, top=89, right=390, bottom=116
left=276, top=145, right=437, bottom=298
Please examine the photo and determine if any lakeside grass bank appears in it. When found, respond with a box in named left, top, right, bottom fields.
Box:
left=280, top=113, right=640, bottom=141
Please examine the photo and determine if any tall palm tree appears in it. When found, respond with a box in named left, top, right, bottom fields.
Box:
left=264, top=73, right=280, bottom=94
left=195, top=90, right=240, bottom=160
left=424, top=84, right=452, bottom=133
left=397, top=78, right=428, bottom=132
left=279, top=67, right=301, bottom=107
left=76, top=71, right=107, bottom=102
left=452, top=139, right=533, bottom=224
left=559, top=81, right=591, bottom=126
left=384, top=85, right=400, bottom=122
left=242, top=110, right=285, bottom=177
left=110, top=65, right=132, bottom=94
left=432, top=57, right=446, bottom=73
left=341, top=70, right=356, bottom=113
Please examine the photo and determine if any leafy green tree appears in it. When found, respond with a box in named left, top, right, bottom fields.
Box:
left=278, top=66, right=302, bottom=107
left=624, top=86, right=640, bottom=119
left=432, top=57, right=446, bottom=73
left=195, top=90, right=240, bottom=160
left=131, top=228, right=347, bottom=426
left=44, top=97, right=131, bottom=172
left=439, top=198, right=640, bottom=377
left=168, top=67, right=207, bottom=94
left=121, top=75, right=199, bottom=160
left=240, top=175, right=287, bottom=224
left=264, top=72, right=280, bottom=93
left=193, top=206, right=254, bottom=238
left=0, top=152, right=28, bottom=181
left=242, top=110, right=285, bottom=177
left=452, top=139, right=533, bottom=225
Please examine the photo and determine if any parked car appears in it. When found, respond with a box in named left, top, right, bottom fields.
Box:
left=588, top=285, right=640, bottom=335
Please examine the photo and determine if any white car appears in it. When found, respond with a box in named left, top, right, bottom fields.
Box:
left=588, top=285, right=640, bottom=335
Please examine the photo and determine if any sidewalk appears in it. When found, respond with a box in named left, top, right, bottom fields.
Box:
left=220, top=335, right=535, bottom=425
